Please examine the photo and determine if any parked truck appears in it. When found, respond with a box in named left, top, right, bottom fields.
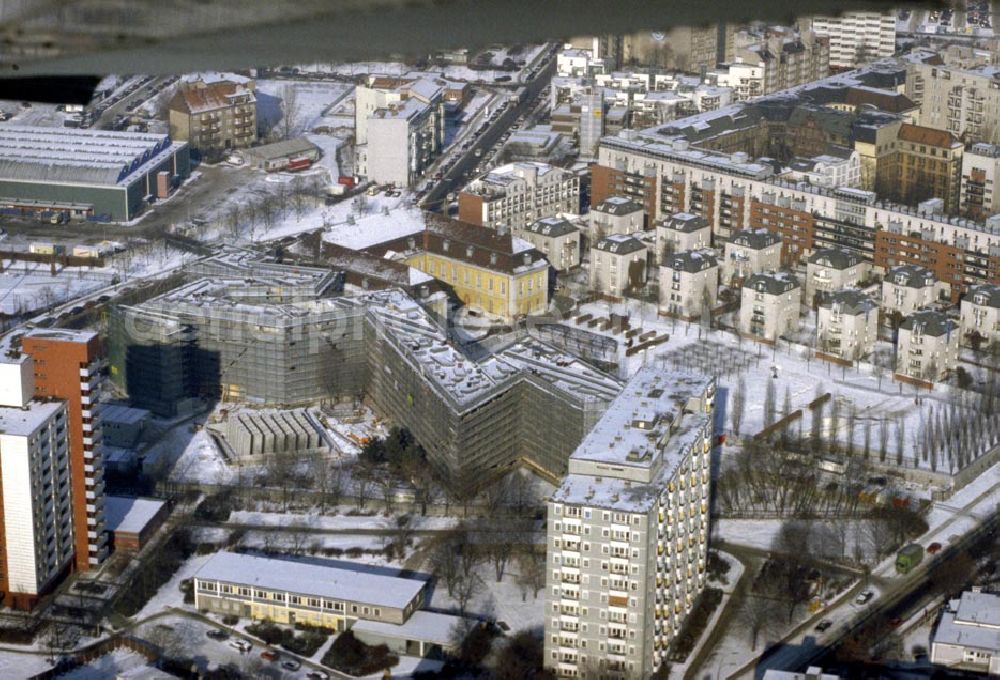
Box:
left=896, top=543, right=924, bottom=574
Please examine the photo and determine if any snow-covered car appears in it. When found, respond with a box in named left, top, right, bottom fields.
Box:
left=855, top=590, right=874, bottom=605
left=229, top=639, right=252, bottom=653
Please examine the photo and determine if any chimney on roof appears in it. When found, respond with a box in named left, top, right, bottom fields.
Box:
left=466, top=245, right=474, bottom=258
left=490, top=252, right=498, bottom=266
left=523, top=253, right=531, bottom=266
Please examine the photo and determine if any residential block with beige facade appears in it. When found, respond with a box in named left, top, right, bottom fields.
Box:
left=0, top=355, right=75, bottom=610
left=659, top=250, right=719, bottom=319
left=881, top=264, right=939, bottom=319
left=806, top=247, right=871, bottom=302
left=740, top=271, right=801, bottom=342
left=521, top=217, right=581, bottom=272
left=168, top=76, right=257, bottom=153
left=590, top=234, right=647, bottom=300
left=961, top=143, right=1000, bottom=221
left=895, top=310, right=958, bottom=382
left=960, top=283, right=1000, bottom=349
left=458, top=162, right=580, bottom=232
left=589, top=196, right=645, bottom=236
left=904, top=52, right=1000, bottom=146
left=544, top=369, right=715, bottom=679
left=722, top=229, right=782, bottom=286
left=656, top=212, right=711, bottom=260
left=816, top=289, right=879, bottom=361
left=808, top=11, right=896, bottom=68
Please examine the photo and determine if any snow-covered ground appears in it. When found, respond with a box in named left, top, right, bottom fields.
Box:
left=428, top=559, right=544, bottom=635
left=0, top=264, right=114, bottom=314
left=160, top=428, right=236, bottom=486
left=0, top=650, right=53, bottom=679
left=322, top=204, right=426, bottom=250
left=230, top=511, right=458, bottom=531
left=255, top=79, right=354, bottom=134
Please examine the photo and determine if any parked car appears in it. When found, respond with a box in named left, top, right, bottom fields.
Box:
left=229, top=639, right=252, bottom=653
left=260, top=649, right=279, bottom=662
left=888, top=617, right=903, bottom=627
left=855, top=590, right=874, bottom=605
left=206, top=629, right=228, bottom=641
left=306, top=672, right=330, bottom=680
left=927, top=542, right=943, bottom=554
left=814, top=620, right=833, bottom=632
left=281, top=659, right=301, bottom=671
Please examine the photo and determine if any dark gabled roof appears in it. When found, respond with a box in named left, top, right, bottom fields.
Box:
left=593, top=196, right=643, bottom=215
left=665, top=249, right=718, bottom=273
left=820, top=289, right=876, bottom=315
left=524, top=217, right=579, bottom=237
left=743, top=270, right=799, bottom=295
left=965, top=283, right=1000, bottom=309
left=593, top=234, right=645, bottom=255
left=808, top=247, right=862, bottom=270
left=729, top=228, right=781, bottom=250
left=886, top=264, right=936, bottom=289
left=900, top=310, right=955, bottom=337
left=664, top=212, right=710, bottom=233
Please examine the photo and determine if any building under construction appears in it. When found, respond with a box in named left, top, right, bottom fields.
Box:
left=109, top=252, right=625, bottom=492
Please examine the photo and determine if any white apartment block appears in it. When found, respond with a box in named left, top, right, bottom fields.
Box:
left=740, top=271, right=801, bottom=341
left=544, top=369, right=715, bottom=679
left=931, top=590, right=1000, bottom=676
left=960, top=283, right=1000, bottom=349
left=722, top=229, right=783, bottom=285
left=881, top=264, right=938, bottom=319
left=656, top=212, right=711, bottom=260
left=905, top=54, right=1000, bottom=145
left=458, top=162, right=581, bottom=232
left=521, top=217, right=582, bottom=272
left=0, top=356, right=74, bottom=608
left=659, top=250, right=719, bottom=319
left=809, top=12, right=896, bottom=68
left=896, top=310, right=959, bottom=382
left=960, top=143, right=1000, bottom=220
left=806, top=247, right=870, bottom=301
left=590, top=196, right=645, bottom=236
left=590, top=235, right=647, bottom=299
left=816, top=289, right=878, bottom=361
left=710, top=33, right=830, bottom=100
left=785, top=150, right=861, bottom=189
left=355, top=77, right=445, bottom=187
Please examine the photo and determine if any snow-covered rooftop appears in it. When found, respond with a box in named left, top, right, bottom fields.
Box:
left=0, top=400, right=63, bottom=437
left=351, top=610, right=467, bottom=647
left=104, top=496, right=166, bottom=535
left=933, top=591, right=1000, bottom=653
left=193, top=551, right=427, bottom=610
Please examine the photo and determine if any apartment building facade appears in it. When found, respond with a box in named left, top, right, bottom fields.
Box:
left=881, top=264, right=939, bottom=319
left=961, top=143, right=1000, bottom=220
left=905, top=54, right=1000, bottom=145
left=22, top=329, right=108, bottom=571
left=896, top=310, right=958, bottom=382
left=659, top=250, right=719, bottom=319
left=590, top=234, right=647, bottom=299
left=355, top=77, right=445, bottom=187
left=739, top=272, right=801, bottom=341
left=712, top=33, right=830, bottom=101
left=521, top=217, right=581, bottom=271
left=589, top=196, right=645, bottom=236
left=168, top=77, right=257, bottom=152
left=544, top=369, right=715, bottom=679
left=816, top=289, right=878, bottom=361
left=809, top=11, right=896, bottom=68
left=889, top=124, right=964, bottom=215
left=458, top=162, right=581, bottom=232
left=722, top=229, right=783, bottom=285
left=0, top=356, right=75, bottom=610
left=806, top=247, right=870, bottom=302
left=959, top=283, right=1000, bottom=349
left=656, top=212, right=711, bottom=260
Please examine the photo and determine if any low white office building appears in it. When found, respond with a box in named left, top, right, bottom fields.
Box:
left=930, top=590, right=1000, bottom=676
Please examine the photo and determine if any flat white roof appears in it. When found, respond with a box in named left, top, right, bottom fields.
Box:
left=194, top=551, right=426, bottom=611
left=0, top=401, right=63, bottom=437
left=104, top=496, right=166, bottom=535
left=351, top=610, right=467, bottom=646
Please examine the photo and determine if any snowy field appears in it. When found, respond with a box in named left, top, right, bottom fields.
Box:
left=255, top=79, right=354, bottom=134
left=0, top=264, right=113, bottom=314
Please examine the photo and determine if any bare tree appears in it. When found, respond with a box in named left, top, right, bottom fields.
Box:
left=280, top=83, right=300, bottom=140
left=878, top=418, right=890, bottom=464
left=738, top=594, right=776, bottom=652
left=731, top=377, right=747, bottom=437
left=764, top=379, right=777, bottom=428
left=516, top=551, right=546, bottom=601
